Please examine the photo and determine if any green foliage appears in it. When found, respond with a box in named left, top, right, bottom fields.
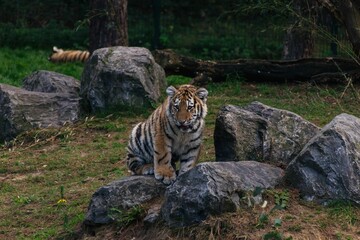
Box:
left=168, top=23, right=284, bottom=60
left=109, top=205, right=145, bottom=227
left=0, top=0, right=352, bottom=60
left=263, top=231, right=283, bottom=240
left=0, top=0, right=89, bottom=28
left=273, top=218, right=282, bottom=227
left=257, top=213, right=270, bottom=229
left=0, top=23, right=89, bottom=49
left=0, top=47, right=83, bottom=87
left=254, top=189, right=290, bottom=232
left=271, top=190, right=290, bottom=211
left=263, top=231, right=293, bottom=240
left=327, top=200, right=358, bottom=226
left=14, top=195, right=34, bottom=205
left=166, top=75, right=192, bottom=86
left=0, top=48, right=360, bottom=239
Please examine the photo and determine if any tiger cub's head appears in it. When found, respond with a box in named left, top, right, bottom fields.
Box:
left=166, top=84, right=208, bottom=132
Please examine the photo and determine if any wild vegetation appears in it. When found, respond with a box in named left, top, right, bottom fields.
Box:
left=1, top=1, right=360, bottom=238
left=0, top=49, right=360, bottom=239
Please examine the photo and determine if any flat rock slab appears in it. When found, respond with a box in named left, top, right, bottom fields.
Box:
left=285, top=113, right=360, bottom=204
left=161, top=161, right=284, bottom=227
left=0, top=84, right=80, bottom=142
left=84, top=175, right=166, bottom=226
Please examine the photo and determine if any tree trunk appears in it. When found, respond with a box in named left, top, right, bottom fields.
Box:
left=282, top=0, right=317, bottom=60
left=153, top=49, right=360, bottom=84
left=316, top=0, right=360, bottom=58
left=89, top=0, right=128, bottom=53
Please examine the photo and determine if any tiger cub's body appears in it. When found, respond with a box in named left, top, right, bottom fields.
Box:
left=126, top=84, right=208, bottom=184
left=48, top=46, right=90, bottom=63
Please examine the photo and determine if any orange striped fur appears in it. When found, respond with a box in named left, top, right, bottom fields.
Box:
left=126, top=84, right=208, bottom=185
left=48, top=46, right=90, bottom=63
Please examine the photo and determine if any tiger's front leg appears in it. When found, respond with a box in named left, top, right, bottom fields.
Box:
left=154, top=137, right=176, bottom=185
left=178, top=144, right=201, bottom=176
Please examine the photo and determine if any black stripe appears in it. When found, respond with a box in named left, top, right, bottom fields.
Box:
left=128, top=157, right=146, bottom=171
left=184, top=145, right=200, bottom=156
left=151, top=111, right=156, bottom=125
left=129, top=138, right=137, bottom=154
left=164, top=130, right=174, bottom=142
left=148, top=132, right=154, bottom=148
left=167, top=121, right=177, bottom=136
left=159, top=115, right=165, bottom=130
left=135, top=124, right=142, bottom=140
left=135, top=125, right=146, bottom=156
left=160, top=117, right=174, bottom=142
left=190, top=134, right=202, bottom=142
left=148, top=122, right=154, bottom=148
left=190, top=122, right=201, bottom=133
left=158, top=152, right=168, bottom=163
left=198, top=104, right=203, bottom=117
left=180, top=157, right=192, bottom=163
left=70, top=54, right=76, bottom=61
left=80, top=52, right=87, bottom=61
left=143, top=123, right=153, bottom=157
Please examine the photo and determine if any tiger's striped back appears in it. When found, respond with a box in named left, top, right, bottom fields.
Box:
left=48, top=46, right=90, bottom=63
left=126, top=84, right=208, bottom=185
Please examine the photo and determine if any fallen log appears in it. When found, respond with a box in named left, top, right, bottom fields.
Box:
left=153, top=49, right=360, bottom=84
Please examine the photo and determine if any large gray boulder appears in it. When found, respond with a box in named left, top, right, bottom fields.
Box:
left=214, top=102, right=319, bottom=165
left=22, top=70, right=80, bottom=96
left=285, top=113, right=360, bottom=204
left=161, top=161, right=284, bottom=227
left=0, top=84, right=80, bottom=142
left=83, top=161, right=283, bottom=229
left=84, top=175, right=166, bottom=226
left=80, top=46, right=166, bottom=112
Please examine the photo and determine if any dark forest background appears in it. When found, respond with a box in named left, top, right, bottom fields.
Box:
left=0, top=0, right=352, bottom=60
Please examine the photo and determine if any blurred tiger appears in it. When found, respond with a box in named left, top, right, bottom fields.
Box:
left=48, top=46, right=90, bottom=63
left=126, top=84, right=208, bottom=185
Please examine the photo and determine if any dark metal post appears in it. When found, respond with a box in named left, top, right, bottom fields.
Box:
left=152, top=0, right=161, bottom=49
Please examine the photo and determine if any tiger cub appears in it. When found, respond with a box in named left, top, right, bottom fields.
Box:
left=126, top=84, right=208, bottom=185
left=48, top=46, right=90, bottom=63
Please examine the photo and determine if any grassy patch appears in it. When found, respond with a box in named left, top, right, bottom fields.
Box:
left=0, top=47, right=83, bottom=87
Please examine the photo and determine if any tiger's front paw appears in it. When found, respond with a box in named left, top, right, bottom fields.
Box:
left=155, top=165, right=176, bottom=185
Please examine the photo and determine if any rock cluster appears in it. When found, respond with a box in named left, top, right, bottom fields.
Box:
left=84, top=161, right=284, bottom=227
left=2, top=47, right=359, bottom=230
left=83, top=102, right=360, bottom=230
left=0, top=71, right=80, bottom=142
left=0, top=47, right=165, bottom=142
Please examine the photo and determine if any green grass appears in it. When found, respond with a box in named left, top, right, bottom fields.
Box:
left=0, top=47, right=83, bottom=86
left=0, top=48, right=360, bottom=239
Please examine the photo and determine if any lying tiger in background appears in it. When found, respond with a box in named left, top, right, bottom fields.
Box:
left=126, top=84, right=208, bottom=185
left=48, top=46, right=90, bottom=63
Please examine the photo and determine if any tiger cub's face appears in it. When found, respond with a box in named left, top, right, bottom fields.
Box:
left=166, top=84, right=208, bottom=132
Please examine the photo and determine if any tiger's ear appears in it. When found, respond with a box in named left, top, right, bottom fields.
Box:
left=196, top=88, right=208, bottom=101
left=166, top=86, right=177, bottom=97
